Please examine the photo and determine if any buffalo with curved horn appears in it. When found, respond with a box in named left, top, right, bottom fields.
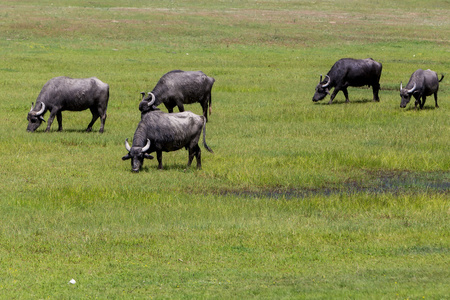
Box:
left=122, top=109, right=213, bottom=172
left=312, top=58, right=382, bottom=104
left=27, top=76, right=109, bottom=132
left=138, top=92, right=157, bottom=112
left=400, top=69, right=444, bottom=109
left=139, top=70, right=215, bottom=121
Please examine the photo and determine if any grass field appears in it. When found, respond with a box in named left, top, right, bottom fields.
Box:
left=0, top=0, right=449, bottom=298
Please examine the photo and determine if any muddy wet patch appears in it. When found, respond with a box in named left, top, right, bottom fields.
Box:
left=216, top=171, right=449, bottom=199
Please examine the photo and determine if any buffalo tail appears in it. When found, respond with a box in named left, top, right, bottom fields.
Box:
left=202, top=119, right=214, bottom=153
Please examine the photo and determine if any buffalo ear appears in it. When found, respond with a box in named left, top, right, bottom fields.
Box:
left=122, top=154, right=132, bottom=160
left=144, top=154, right=154, bottom=160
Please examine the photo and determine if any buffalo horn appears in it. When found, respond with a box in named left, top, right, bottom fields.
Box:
left=407, top=82, right=416, bottom=94
left=125, top=138, right=131, bottom=151
left=322, top=75, right=331, bottom=88
left=147, top=92, right=156, bottom=107
left=30, top=102, right=34, bottom=112
left=141, top=139, right=151, bottom=153
left=35, top=102, right=46, bottom=116
left=400, top=82, right=403, bottom=91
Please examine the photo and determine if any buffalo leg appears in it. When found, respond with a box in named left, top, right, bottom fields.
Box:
left=207, top=92, right=212, bottom=118
left=420, top=96, right=427, bottom=109
left=164, top=103, right=175, bottom=114
left=157, top=151, right=163, bottom=170
left=56, top=112, right=63, bottom=131
left=201, top=102, right=209, bottom=122
left=342, top=88, right=350, bottom=103
left=328, top=88, right=340, bottom=104
left=98, top=105, right=107, bottom=133
left=99, top=113, right=107, bottom=133
left=87, top=108, right=100, bottom=132
left=434, top=92, right=439, bottom=108
left=176, top=102, right=185, bottom=113
left=414, top=95, right=420, bottom=110
left=46, top=110, right=58, bottom=132
left=187, top=145, right=201, bottom=169
left=195, top=145, right=202, bottom=169
left=372, top=83, right=380, bottom=101
left=187, top=149, right=194, bottom=168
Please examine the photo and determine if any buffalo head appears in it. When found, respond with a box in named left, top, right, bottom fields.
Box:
left=312, top=75, right=331, bottom=102
left=122, top=138, right=154, bottom=172
left=139, top=92, right=158, bottom=113
left=399, top=82, right=416, bottom=108
left=27, top=102, right=46, bottom=132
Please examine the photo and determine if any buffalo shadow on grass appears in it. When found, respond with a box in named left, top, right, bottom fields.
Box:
left=64, top=128, right=105, bottom=133
left=314, top=98, right=376, bottom=105
left=130, top=162, right=199, bottom=172
left=403, top=105, right=440, bottom=111
left=29, top=128, right=103, bottom=133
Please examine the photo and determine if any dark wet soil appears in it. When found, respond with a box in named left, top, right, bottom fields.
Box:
left=216, top=171, right=449, bottom=199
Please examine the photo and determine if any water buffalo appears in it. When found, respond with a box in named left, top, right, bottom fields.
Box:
left=139, top=70, right=215, bottom=121
left=123, top=96, right=213, bottom=172
left=312, top=58, right=382, bottom=104
left=400, top=69, right=444, bottom=109
left=27, top=76, right=109, bottom=132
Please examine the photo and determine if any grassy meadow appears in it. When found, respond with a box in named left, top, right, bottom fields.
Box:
left=0, top=0, right=449, bottom=298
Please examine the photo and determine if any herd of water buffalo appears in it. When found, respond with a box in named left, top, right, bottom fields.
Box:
left=26, top=58, right=444, bottom=172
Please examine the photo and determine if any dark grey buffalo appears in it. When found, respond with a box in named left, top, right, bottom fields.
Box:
left=139, top=70, right=215, bottom=121
left=123, top=96, right=213, bottom=172
left=27, top=76, right=109, bottom=132
left=312, top=58, right=382, bottom=104
left=400, top=69, right=444, bottom=109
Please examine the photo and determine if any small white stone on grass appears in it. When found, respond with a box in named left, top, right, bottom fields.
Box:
left=69, top=278, right=76, bottom=284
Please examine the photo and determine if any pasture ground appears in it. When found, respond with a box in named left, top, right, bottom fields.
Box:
left=0, top=0, right=449, bottom=298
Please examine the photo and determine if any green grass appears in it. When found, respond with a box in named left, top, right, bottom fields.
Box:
left=0, top=0, right=449, bottom=298
left=1, top=192, right=448, bottom=298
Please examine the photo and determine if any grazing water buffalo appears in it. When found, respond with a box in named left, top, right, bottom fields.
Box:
left=139, top=70, right=215, bottom=121
left=400, top=69, right=444, bottom=109
left=27, top=76, right=109, bottom=132
left=312, top=58, right=382, bottom=104
left=123, top=96, right=213, bottom=172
